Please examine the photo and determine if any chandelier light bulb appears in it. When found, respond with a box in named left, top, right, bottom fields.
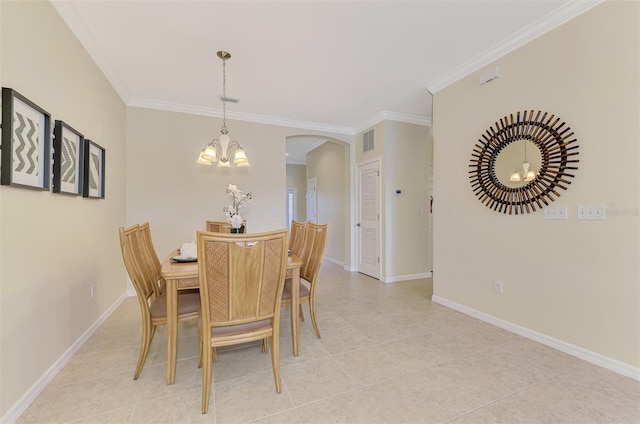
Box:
left=196, top=151, right=213, bottom=165
left=201, top=144, right=217, bottom=162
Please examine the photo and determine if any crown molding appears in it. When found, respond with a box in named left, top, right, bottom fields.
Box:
left=308, top=139, right=327, bottom=153
left=426, top=0, right=605, bottom=94
left=355, top=111, right=431, bottom=135
left=225, top=110, right=354, bottom=136
left=128, top=97, right=223, bottom=118
left=128, top=97, right=355, bottom=135
left=382, top=111, right=431, bottom=127
left=130, top=98, right=432, bottom=136
left=51, top=1, right=131, bottom=103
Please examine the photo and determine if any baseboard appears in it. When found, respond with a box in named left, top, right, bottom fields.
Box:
left=431, top=295, right=640, bottom=382
left=322, top=257, right=358, bottom=272
left=381, top=271, right=432, bottom=284
left=324, top=256, right=344, bottom=267
left=1, top=293, right=128, bottom=424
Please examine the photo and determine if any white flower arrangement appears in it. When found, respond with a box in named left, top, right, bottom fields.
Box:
left=223, top=184, right=252, bottom=229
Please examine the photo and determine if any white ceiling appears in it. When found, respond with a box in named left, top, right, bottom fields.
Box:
left=51, top=0, right=598, bottom=163
left=286, top=137, right=327, bottom=165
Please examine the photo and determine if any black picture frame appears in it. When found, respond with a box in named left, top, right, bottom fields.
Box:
left=53, top=120, right=84, bottom=195
left=82, top=139, right=105, bottom=199
left=1, top=87, right=51, bottom=189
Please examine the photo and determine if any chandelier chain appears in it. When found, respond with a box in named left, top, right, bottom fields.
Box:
left=221, top=55, right=228, bottom=134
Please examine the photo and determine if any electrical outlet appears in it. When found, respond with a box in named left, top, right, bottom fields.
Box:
left=494, top=280, right=504, bottom=294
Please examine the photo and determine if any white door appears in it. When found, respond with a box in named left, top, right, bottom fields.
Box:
left=306, top=177, right=317, bottom=223
left=286, top=188, right=297, bottom=228
left=356, top=159, right=380, bottom=279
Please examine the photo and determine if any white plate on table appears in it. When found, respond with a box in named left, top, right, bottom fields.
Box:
left=171, top=255, right=197, bottom=263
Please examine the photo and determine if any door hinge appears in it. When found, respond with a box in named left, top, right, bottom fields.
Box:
left=377, top=257, right=380, bottom=263
left=377, top=171, right=380, bottom=176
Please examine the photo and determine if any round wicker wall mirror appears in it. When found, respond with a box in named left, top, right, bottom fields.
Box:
left=469, top=110, right=579, bottom=214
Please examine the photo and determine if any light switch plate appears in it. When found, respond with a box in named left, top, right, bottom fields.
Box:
left=544, top=205, right=567, bottom=220
left=577, top=204, right=606, bottom=220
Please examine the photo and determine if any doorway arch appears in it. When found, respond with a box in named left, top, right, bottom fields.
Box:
left=286, top=134, right=353, bottom=270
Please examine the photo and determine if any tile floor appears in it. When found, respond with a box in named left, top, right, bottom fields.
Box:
left=17, top=262, right=640, bottom=424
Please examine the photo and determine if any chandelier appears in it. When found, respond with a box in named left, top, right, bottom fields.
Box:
left=197, top=51, right=250, bottom=167
left=509, top=140, right=537, bottom=182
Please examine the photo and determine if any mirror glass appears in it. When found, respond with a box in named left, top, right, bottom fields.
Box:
left=494, top=140, right=542, bottom=188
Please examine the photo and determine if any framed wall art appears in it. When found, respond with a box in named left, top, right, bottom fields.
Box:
left=53, top=120, right=84, bottom=195
left=82, top=139, right=105, bottom=199
left=1, top=87, right=51, bottom=189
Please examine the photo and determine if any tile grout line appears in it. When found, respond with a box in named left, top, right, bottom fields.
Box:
left=438, top=364, right=585, bottom=424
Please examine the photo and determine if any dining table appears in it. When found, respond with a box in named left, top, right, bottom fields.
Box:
left=160, top=250, right=303, bottom=385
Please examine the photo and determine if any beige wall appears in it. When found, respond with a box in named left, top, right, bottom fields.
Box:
left=432, top=1, right=639, bottom=369
left=125, top=109, right=352, bottom=268
left=355, top=120, right=432, bottom=281
left=355, top=121, right=385, bottom=164
left=384, top=121, right=431, bottom=279
left=286, top=164, right=307, bottom=222
left=306, top=141, right=347, bottom=264
left=0, top=0, right=127, bottom=416
left=126, top=107, right=290, bottom=257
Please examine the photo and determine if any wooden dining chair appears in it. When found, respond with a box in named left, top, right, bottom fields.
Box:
left=196, top=228, right=289, bottom=414
left=205, top=220, right=231, bottom=233
left=119, top=224, right=200, bottom=380
left=139, top=222, right=199, bottom=296
left=138, top=222, right=166, bottom=297
left=281, top=222, right=328, bottom=339
left=288, top=220, right=306, bottom=257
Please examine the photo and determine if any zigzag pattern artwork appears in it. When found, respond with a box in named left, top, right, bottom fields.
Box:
left=89, top=151, right=100, bottom=190
left=13, top=112, right=39, bottom=176
left=61, top=136, right=76, bottom=184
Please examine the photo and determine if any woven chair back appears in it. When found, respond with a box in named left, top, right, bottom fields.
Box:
left=288, top=220, right=306, bottom=257
left=197, top=229, right=289, bottom=326
left=299, top=222, right=329, bottom=284
left=119, top=225, right=155, bottom=303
